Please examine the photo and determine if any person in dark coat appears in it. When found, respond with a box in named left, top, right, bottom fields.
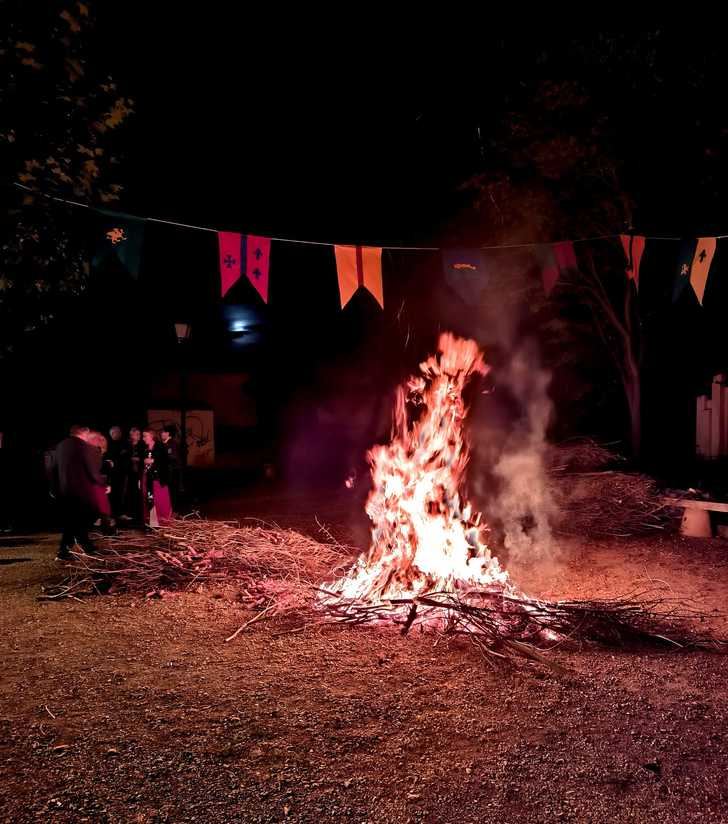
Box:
left=159, top=425, right=180, bottom=512
left=54, top=425, right=110, bottom=560
left=121, top=427, right=144, bottom=523
left=106, top=425, right=128, bottom=519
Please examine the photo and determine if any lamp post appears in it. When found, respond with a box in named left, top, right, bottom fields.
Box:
left=174, top=322, right=191, bottom=498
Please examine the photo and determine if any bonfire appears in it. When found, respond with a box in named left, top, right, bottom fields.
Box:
left=325, top=333, right=509, bottom=602
left=317, top=333, right=720, bottom=666
left=49, top=333, right=722, bottom=669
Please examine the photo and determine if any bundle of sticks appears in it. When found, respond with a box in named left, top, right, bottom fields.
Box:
left=552, top=472, right=677, bottom=537
left=43, top=517, right=350, bottom=615
left=546, top=438, right=621, bottom=474
left=547, top=439, right=678, bottom=537
left=319, top=587, right=725, bottom=669
left=44, top=518, right=723, bottom=670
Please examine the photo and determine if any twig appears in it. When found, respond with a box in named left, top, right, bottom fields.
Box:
left=225, top=605, right=276, bottom=642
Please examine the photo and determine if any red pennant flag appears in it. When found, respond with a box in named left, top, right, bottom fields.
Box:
left=334, top=245, right=384, bottom=308
left=553, top=241, right=577, bottom=273
left=246, top=235, right=271, bottom=303
left=620, top=235, right=645, bottom=290
left=218, top=232, right=271, bottom=302
left=539, top=241, right=578, bottom=296
left=218, top=232, right=243, bottom=297
left=540, top=246, right=560, bottom=297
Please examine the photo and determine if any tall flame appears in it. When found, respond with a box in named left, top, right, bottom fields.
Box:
left=328, top=333, right=511, bottom=603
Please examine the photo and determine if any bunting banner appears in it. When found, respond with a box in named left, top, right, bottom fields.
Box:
left=334, top=245, right=384, bottom=308
left=246, top=235, right=271, bottom=303
left=673, top=239, right=698, bottom=303
left=620, top=234, right=646, bottom=289
left=92, top=209, right=146, bottom=279
left=554, top=241, right=578, bottom=275
left=689, top=237, right=717, bottom=306
left=218, top=231, right=243, bottom=297
left=218, top=232, right=271, bottom=302
left=22, top=180, right=728, bottom=318
left=442, top=249, right=489, bottom=303
left=539, top=246, right=559, bottom=297
left=536, top=241, right=578, bottom=296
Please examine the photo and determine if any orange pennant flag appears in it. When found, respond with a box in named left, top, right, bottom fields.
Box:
left=334, top=245, right=384, bottom=309
left=689, top=237, right=717, bottom=306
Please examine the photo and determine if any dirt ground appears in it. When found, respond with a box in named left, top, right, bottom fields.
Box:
left=2, top=492, right=728, bottom=823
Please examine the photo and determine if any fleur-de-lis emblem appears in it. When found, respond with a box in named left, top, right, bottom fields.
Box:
left=106, top=227, right=127, bottom=245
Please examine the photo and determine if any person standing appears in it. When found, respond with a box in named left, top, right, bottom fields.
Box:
left=159, top=425, right=180, bottom=512
left=54, top=425, right=110, bottom=560
left=141, top=429, right=172, bottom=526
left=121, top=427, right=144, bottom=523
left=88, top=431, right=115, bottom=534
left=107, top=425, right=127, bottom=519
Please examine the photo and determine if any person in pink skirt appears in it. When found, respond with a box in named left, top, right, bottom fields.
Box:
left=140, top=429, right=172, bottom=526
left=87, top=430, right=115, bottom=533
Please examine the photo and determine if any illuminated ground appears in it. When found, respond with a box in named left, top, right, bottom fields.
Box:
left=2, top=497, right=727, bottom=823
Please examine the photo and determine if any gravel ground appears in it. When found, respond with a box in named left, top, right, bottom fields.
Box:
left=1, top=495, right=727, bottom=823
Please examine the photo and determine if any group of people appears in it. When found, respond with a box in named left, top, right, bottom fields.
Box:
left=52, top=424, right=181, bottom=560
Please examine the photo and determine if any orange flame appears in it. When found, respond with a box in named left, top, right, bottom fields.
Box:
left=327, top=333, right=511, bottom=603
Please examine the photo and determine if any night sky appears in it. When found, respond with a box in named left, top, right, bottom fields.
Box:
left=6, top=16, right=728, bottom=483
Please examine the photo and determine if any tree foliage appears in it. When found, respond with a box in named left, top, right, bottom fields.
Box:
left=447, top=31, right=728, bottom=454
left=0, top=1, right=133, bottom=353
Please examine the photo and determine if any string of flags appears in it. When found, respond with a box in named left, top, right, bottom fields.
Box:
left=13, top=183, right=727, bottom=311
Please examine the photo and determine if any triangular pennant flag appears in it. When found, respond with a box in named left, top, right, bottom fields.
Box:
left=92, top=210, right=146, bottom=279
left=218, top=231, right=245, bottom=297
left=334, top=245, right=384, bottom=308
left=219, top=232, right=271, bottom=302
left=620, top=234, right=646, bottom=289
left=534, top=241, right=578, bottom=297
left=689, top=237, right=717, bottom=306
left=553, top=240, right=578, bottom=274
left=534, top=244, right=559, bottom=296
left=245, top=235, right=271, bottom=303
left=673, top=239, right=698, bottom=303
left=442, top=249, right=488, bottom=303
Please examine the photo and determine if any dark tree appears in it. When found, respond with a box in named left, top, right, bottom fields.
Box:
left=1, top=1, right=133, bottom=355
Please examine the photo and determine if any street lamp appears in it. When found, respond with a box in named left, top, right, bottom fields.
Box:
left=175, top=322, right=192, bottom=344
left=174, top=321, right=191, bottom=498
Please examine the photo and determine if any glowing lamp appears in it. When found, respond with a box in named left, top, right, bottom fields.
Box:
left=174, top=322, right=192, bottom=343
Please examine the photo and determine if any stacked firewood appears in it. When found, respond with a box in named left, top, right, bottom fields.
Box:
left=43, top=518, right=350, bottom=612
left=547, top=440, right=678, bottom=537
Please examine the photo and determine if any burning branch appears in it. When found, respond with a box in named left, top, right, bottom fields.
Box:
left=317, top=333, right=723, bottom=667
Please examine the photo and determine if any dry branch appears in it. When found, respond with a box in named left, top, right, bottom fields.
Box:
left=546, top=440, right=678, bottom=537
left=42, top=517, right=723, bottom=672
left=319, top=587, right=725, bottom=669
left=42, top=517, right=351, bottom=615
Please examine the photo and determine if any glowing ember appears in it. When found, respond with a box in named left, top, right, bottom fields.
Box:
left=325, top=332, right=512, bottom=605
